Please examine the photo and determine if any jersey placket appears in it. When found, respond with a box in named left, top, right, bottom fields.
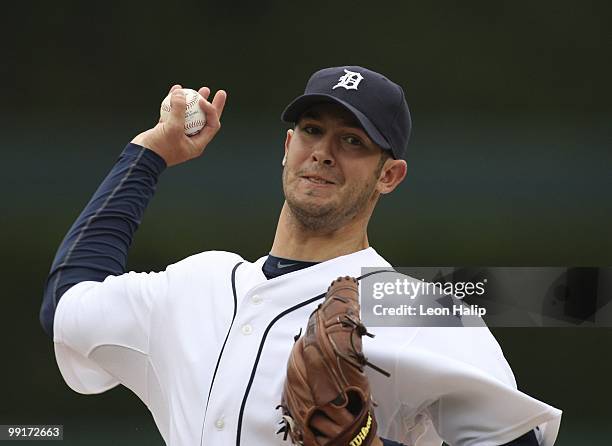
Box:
left=201, top=285, right=277, bottom=445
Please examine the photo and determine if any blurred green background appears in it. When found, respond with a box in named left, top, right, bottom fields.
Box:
left=1, top=0, right=610, bottom=444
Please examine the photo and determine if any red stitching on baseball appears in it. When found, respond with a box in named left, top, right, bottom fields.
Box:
left=185, top=93, right=199, bottom=108
left=185, top=120, right=205, bottom=129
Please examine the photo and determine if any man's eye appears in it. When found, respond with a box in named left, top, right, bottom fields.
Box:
left=303, top=126, right=320, bottom=135
left=344, top=135, right=363, bottom=146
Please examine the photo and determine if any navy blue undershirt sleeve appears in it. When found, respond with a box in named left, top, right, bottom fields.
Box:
left=500, top=429, right=539, bottom=445
left=39, top=143, right=166, bottom=338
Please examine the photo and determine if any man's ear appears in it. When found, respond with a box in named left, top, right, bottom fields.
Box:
left=377, top=159, right=407, bottom=195
left=283, top=129, right=293, bottom=166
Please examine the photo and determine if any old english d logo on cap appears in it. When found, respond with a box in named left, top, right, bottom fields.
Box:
left=332, top=69, right=364, bottom=90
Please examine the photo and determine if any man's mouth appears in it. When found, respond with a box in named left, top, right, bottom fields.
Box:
left=302, top=175, right=335, bottom=185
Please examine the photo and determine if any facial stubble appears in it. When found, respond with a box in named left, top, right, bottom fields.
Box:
left=282, top=164, right=381, bottom=233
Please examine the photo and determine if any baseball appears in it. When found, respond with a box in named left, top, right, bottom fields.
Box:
left=160, top=88, right=207, bottom=136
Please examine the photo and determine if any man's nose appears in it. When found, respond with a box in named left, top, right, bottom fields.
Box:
left=311, top=136, right=335, bottom=166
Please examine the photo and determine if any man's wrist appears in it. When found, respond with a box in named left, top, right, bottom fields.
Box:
left=130, top=129, right=172, bottom=166
left=121, top=143, right=168, bottom=173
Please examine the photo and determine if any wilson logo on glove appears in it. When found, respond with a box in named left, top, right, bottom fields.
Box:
left=350, top=413, right=373, bottom=446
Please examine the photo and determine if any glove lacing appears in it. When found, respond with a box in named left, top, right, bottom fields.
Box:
left=276, top=304, right=390, bottom=443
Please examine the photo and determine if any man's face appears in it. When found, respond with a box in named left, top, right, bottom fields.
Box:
left=282, top=103, right=387, bottom=232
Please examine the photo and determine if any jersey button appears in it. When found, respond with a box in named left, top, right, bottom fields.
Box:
left=241, top=324, right=253, bottom=335
left=251, top=294, right=262, bottom=305
left=214, top=418, right=225, bottom=430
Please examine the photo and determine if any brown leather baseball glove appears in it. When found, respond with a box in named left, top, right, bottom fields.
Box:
left=277, top=276, right=390, bottom=446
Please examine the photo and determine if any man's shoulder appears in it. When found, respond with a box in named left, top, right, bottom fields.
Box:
left=168, top=250, right=247, bottom=272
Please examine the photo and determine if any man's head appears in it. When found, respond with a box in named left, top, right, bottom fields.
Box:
left=280, top=66, right=411, bottom=233
left=282, top=66, right=412, bottom=160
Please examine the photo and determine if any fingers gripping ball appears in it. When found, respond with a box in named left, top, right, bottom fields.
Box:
left=160, top=88, right=207, bottom=136
left=277, top=276, right=391, bottom=446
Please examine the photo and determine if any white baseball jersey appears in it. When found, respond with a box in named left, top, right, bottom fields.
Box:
left=53, top=247, right=562, bottom=446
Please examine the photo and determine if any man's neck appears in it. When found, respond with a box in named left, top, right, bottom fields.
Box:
left=269, top=202, right=370, bottom=262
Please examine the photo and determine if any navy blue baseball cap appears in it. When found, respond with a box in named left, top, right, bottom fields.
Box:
left=281, top=66, right=412, bottom=159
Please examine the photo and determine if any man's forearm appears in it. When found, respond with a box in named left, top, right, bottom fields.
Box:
left=39, top=143, right=166, bottom=337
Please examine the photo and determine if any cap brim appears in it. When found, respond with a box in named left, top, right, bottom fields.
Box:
left=280, top=94, right=391, bottom=150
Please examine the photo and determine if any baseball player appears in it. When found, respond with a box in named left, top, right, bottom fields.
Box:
left=40, top=66, right=561, bottom=446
